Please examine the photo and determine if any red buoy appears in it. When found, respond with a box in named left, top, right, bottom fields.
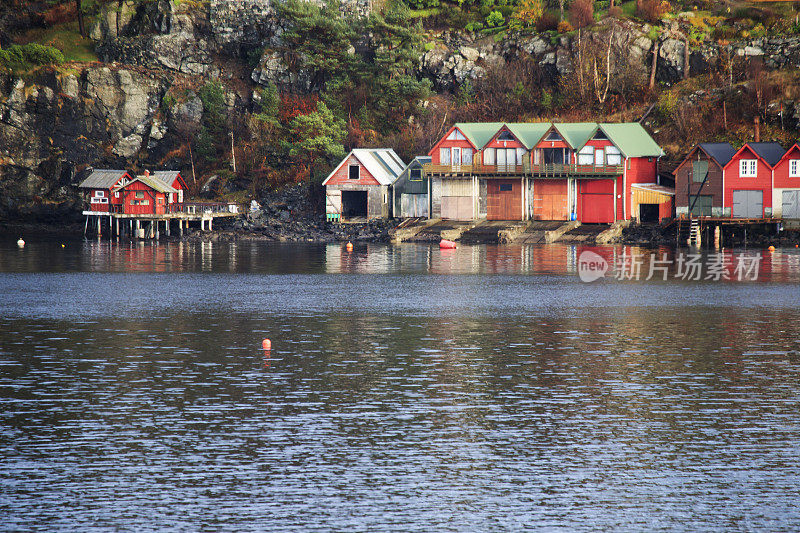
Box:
left=346, top=241, right=353, bottom=251
left=262, top=338, right=272, bottom=350
left=439, top=239, right=456, bottom=249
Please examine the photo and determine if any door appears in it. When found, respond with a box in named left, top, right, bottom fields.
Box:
left=401, top=194, right=429, bottom=218
left=579, top=179, right=615, bottom=223
left=341, top=190, right=368, bottom=217
left=487, top=180, right=522, bottom=220
left=782, top=190, right=800, bottom=219
left=688, top=195, right=712, bottom=217
left=732, top=190, right=763, bottom=218
left=532, top=179, right=569, bottom=221
left=441, top=179, right=473, bottom=220
left=451, top=147, right=461, bottom=170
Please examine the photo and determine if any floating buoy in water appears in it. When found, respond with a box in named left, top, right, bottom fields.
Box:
left=61, top=244, right=65, bottom=248
left=16, top=238, right=25, bottom=248
left=262, top=338, right=272, bottom=350
left=768, top=245, right=775, bottom=252
left=345, top=241, right=353, bottom=251
left=439, top=239, right=456, bottom=249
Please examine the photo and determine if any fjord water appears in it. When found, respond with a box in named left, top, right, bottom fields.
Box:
left=1, top=239, right=799, bottom=531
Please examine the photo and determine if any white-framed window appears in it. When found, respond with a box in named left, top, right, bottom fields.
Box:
left=114, top=192, right=119, bottom=198
left=446, top=129, right=466, bottom=141
left=440, top=147, right=451, bottom=165
left=606, top=146, right=622, bottom=166
left=93, top=190, right=105, bottom=198
left=790, top=159, right=800, bottom=177
left=91, top=197, right=108, bottom=204
left=348, top=165, right=360, bottom=180
left=484, top=148, right=495, bottom=165
left=740, top=159, right=757, bottom=177
left=135, top=191, right=145, bottom=199
left=577, top=145, right=594, bottom=165
left=462, top=148, right=473, bottom=165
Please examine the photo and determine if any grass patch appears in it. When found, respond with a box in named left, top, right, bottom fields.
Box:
left=409, top=7, right=442, bottom=18
left=0, top=43, right=65, bottom=73
left=620, top=1, right=637, bottom=17
left=17, top=21, right=97, bottom=63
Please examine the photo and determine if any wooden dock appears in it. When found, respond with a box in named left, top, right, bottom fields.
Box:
left=82, top=201, right=241, bottom=239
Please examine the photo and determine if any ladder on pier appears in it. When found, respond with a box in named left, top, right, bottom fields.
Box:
left=688, top=219, right=701, bottom=246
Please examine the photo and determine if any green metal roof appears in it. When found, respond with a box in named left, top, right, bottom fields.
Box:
left=552, top=122, right=598, bottom=150
left=597, top=123, right=664, bottom=158
left=452, top=122, right=506, bottom=149
left=506, top=122, right=551, bottom=149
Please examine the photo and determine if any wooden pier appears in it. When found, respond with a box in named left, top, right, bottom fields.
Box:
left=83, top=201, right=241, bottom=239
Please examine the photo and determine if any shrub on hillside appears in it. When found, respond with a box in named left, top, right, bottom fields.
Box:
left=608, top=5, right=623, bottom=18
left=0, top=44, right=65, bottom=72
left=636, top=0, right=670, bottom=23
left=536, top=12, right=559, bottom=31
left=569, top=0, right=594, bottom=28
left=510, top=0, right=544, bottom=30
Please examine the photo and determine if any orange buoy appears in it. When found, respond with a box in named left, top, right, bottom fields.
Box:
left=262, top=338, right=272, bottom=350
left=346, top=241, right=353, bottom=251
left=17, top=238, right=25, bottom=248
left=768, top=245, right=775, bottom=252
left=439, top=239, right=456, bottom=249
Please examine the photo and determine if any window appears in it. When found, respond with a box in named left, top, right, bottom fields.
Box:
left=577, top=145, right=594, bottom=165
left=93, top=190, right=105, bottom=197
left=739, top=159, right=757, bottom=177
left=790, top=160, right=800, bottom=177
left=692, top=161, right=708, bottom=183
left=499, top=183, right=513, bottom=191
left=462, top=148, right=473, bottom=165
left=135, top=191, right=145, bottom=199
left=114, top=192, right=119, bottom=198
left=606, top=146, right=622, bottom=166
left=484, top=148, right=495, bottom=165
left=157, top=197, right=164, bottom=204
left=349, top=165, right=360, bottom=180
left=446, top=129, right=466, bottom=140
left=545, top=130, right=562, bottom=141
left=497, top=130, right=514, bottom=141
left=592, top=130, right=608, bottom=140
left=410, top=168, right=422, bottom=181
left=440, top=147, right=451, bottom=165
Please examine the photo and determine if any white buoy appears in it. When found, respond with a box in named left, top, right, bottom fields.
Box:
left=17, top=238, right=25, bottom=248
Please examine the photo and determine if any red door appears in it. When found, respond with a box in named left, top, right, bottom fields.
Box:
left=533, top=180, right=568, bottom=221
left=579, top=180, right=615, bottom=223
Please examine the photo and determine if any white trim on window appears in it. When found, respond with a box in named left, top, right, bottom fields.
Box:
left=739, top=159, right=757, bottom=177
left=348, top=164, right=360, bottom=180
left=789, top=159, right=800, bottom=177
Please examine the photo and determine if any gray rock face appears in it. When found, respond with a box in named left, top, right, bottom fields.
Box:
left=0, top=67, right=170, bottom=220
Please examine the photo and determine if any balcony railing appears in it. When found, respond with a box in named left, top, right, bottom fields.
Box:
left=169, top=201, right=240, bottom=215
left=423, top=162, right=624, bottom=177
left=530, top=163, right=624, bottom=176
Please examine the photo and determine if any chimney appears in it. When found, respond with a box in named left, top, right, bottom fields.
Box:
left=144, top=169, right=150, bottom=177
left=754, top=116, right=760, bottom=143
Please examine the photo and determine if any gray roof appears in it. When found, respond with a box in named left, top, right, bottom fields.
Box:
left=121, top=175, right=178, bottom=193
left=78, top=169, right=129, bottom=189
left=151, top=171, right=181, bottom=187
left=697, top=143, right=737, bottom=167
left=747, top=142, right=785, bottom=167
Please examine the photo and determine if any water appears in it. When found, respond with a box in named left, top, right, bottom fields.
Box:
left=1, top=238, right=799, bottom=531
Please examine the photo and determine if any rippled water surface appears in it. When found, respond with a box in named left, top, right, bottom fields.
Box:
left=1, top=238, right=799, bottom=531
